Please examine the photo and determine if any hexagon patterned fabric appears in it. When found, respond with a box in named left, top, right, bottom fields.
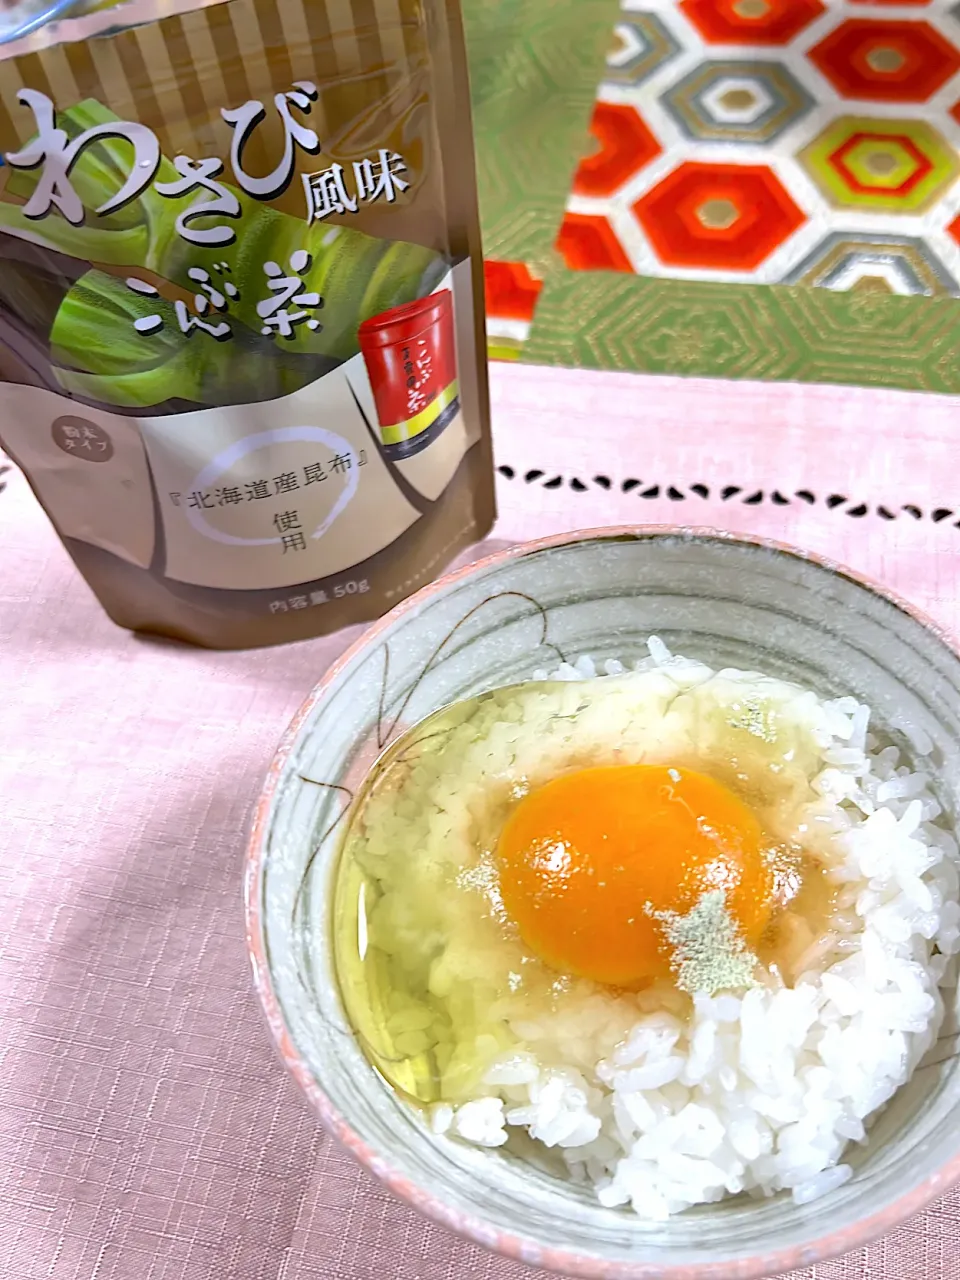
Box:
left=499, top=0, right=960, bottom=391
left=558, top=1, right=960, bottom=285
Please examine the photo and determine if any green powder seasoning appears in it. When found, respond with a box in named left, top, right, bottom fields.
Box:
left=649, top=889, right=759, bottom=996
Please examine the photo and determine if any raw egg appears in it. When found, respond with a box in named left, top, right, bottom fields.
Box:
left=497, top=764, right=775, bottom=987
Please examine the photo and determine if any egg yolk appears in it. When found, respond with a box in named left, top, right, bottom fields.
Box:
left=496, top=765, right=774, bottom=988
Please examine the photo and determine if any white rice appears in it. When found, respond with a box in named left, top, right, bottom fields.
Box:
left=429, top=640, right=960, bottom=1218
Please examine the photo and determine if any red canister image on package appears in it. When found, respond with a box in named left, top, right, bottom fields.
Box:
left=357, top=290, right=459, bottom=460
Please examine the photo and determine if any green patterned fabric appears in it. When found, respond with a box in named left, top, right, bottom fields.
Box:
left=523, top=272, right=960, bottom=393
left=463, top=0, right=613, bottom=276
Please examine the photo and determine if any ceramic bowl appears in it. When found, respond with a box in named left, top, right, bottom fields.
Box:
left=244, top=527, right=960, bottom=1280
left=0, top=0, right=78, bottom=44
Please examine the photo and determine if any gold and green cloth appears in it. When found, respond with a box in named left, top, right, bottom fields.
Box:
left=469, top=0, right=960, bottom=395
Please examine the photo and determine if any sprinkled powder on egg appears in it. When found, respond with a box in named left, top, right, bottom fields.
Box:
left=649, top=889, right=759, bottom=996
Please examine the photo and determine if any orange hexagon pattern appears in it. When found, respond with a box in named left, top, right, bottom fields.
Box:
left=809, top=19, right=960, bottom=103
left=556, top=213, right=633, bottom=273
left=572, top=103, right=662, bottom=198
left=634, top=163, right=805, bottom=270
left=557, top=3, right=960, bottom=294
left=681, top=0, right=826, bottom=46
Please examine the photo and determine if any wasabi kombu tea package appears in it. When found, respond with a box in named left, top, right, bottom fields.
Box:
left=0, top=0, right=493, bottom=647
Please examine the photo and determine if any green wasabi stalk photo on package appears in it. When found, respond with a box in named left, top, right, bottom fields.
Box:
left=0, top=0, right=493, bottom=647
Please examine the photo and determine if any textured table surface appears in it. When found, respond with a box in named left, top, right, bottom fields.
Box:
left=5, top=361, right=960, bottom=1279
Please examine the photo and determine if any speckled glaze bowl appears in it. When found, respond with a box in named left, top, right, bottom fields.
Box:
left=244, top=528, right=960, bottom=1280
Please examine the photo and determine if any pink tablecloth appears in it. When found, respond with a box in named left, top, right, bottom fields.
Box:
left=5, top=363, right=960, bottom=1280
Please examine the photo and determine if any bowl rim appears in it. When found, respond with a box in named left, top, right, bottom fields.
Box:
left=243, top=524, right=960, bottom=1280
left=0, top=0, right=76, bottom=45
